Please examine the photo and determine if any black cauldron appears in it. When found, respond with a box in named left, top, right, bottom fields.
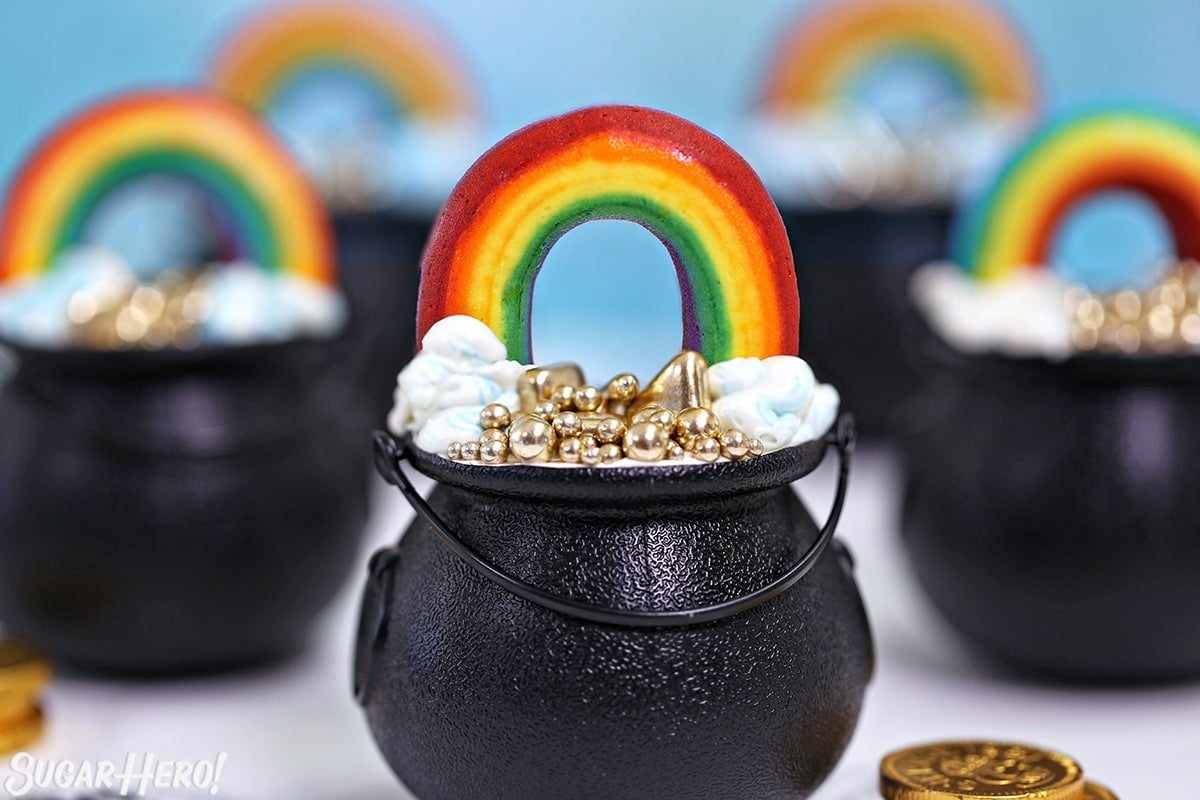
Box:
left=783, top=206, right=952, bottom=437
left=332, top=210, right=430, bottom=423
left=0, top=339, right=370, bottom=675
left=357, top=417, right=873, bottom=800
left=900, top=331, right=1200, bottom=682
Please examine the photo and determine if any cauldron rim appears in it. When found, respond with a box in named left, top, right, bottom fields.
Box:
left=396, top=433, right=829, bottom=504
left=0, top=335, right=337, bottom=379
left=914, top=319, right=1200, bottom=385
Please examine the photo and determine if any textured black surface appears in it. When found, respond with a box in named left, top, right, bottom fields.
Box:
left=900, top=331, right=1200, bottom=682
left=332, top=210, right=429, bottom=425
left=358, top=440, right=874, bottom=800
left=783, top=206, right=952, bottom=437
left=0, top=341, right=371, bottom=675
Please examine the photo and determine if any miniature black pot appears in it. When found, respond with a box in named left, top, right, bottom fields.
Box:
left=900, top=332, right=1200, bottom=682
left=357, top=418, right=872, bottom=800
left=0, top=339, right=370, bottom=675
left=783, top=206, right=952, bottom=436
left=332, top=210, right=430, bottom=423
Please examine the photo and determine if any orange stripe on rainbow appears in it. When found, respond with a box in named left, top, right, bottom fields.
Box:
left=0, top=90, right=334, bottom=285
left=952, top=109, right=1200, bottom=281
left=761, top=0, right=1038, bottom=114
left=209, top=2, right=475, bottom=121
left=418, top=106, right=798, bottom=364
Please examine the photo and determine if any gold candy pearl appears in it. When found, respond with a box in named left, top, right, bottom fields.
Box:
left=674, top=407, right=721, bottom=447
left=606, top=373, right=640, bottom=401
left=599, top=443, right=623, bottom=464
left=632, top=405, right=675, bottom=429
left=460, top=441, right=481, bottom=462
left=747, top=438, right=764, bottom=458
left=552, top=411, right=583, bottom=437
left=518, top=363, right=585, bottom=412
left=574, top=385, right=604, bottom=412
left=664, top=440, right=685, bottom=460
left=446, top=442, right=463, bottom=460
left=532, top=400, right=559, bottom=419
left=579, top=433, right=599, bottom=450
left=692, top=436, right=721, bottom=463
left=480, top=428, right=508, bottom=446
left=624, top=421, right=669, bottom=462
left=559, top=436, right=583, bottom=463
left=720, top=429, right=751, bottom=460
left=594, top=417, right=626, bottom=444
left=580, top=445, right=603, bottom=466
left=508, top=414, right=557, bottom=463
left=480, top=403, right=512, bottom=430
left=549, top=384, right=576, bottom=410
left=480, top=439, right=508, bottom=465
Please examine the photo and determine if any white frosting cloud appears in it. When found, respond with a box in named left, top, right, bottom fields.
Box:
left=910, top=262, right=1074, bottom=358
left=710, top=356, right=838, bottom=449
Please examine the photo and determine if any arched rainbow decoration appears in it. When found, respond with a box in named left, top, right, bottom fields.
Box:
left=952, top=108, right=1200, bottom=281
left=760, top=0, right=1038, bottom=115
left=208, top=2, right=475, bottom=122
left=417, top=106, right=799, bottom=363
left=0, top=90, right=334, bottom=285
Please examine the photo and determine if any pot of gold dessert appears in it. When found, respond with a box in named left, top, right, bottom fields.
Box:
left=0, top=91, right=369, bottom=675
left=355, top=106, right=873, bottom=800
left=902, top=108, right=1200, bottom=682
left=749, top=0, right=1037, bottom=435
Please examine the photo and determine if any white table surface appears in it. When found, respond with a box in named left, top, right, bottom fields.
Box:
left=2, top=443, right=1195, bottom=799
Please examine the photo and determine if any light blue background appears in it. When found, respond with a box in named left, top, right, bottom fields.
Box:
left=1, top=0, right=1197, bottom=378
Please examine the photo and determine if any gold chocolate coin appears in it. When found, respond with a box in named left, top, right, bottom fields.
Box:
left=0, top=641, right=51, bottom=693
left=1081, top=783, right=1117, bottom=800
left=0, top=706, right=44, bottom=756
left=880, top=741, right=1084, bottom=800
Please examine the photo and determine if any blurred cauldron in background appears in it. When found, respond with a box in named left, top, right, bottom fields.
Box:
left=786, top=206, right=951, bottom=436
left=332, top=210, right=429, bottom=424
left=900, top=330, right=1200, bottom=682
left=0, top=339, right=370, bottom=675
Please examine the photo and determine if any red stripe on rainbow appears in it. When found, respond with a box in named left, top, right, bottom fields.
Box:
left=417, top=105, right=798, bottom=364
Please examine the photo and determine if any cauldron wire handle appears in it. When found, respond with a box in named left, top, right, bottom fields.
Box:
left=372, top=413, right=855, bottom=628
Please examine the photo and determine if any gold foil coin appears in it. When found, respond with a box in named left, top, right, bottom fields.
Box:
left=0, top=641, right=51, bottom=693
left=880, top=741, right=1084, bottom=800
left=1081, top=783, right=1117, bottom=800
left=0, top=706, right=44, bottom=756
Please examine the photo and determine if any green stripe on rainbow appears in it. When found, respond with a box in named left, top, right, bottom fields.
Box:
left=0, top=90, right=334, bottom=284
left=417, top=105, right=799, bottom=364
left=952, top=107, right=1200, bottom=281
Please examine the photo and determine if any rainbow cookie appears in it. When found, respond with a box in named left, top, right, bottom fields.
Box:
left=417, top=106, right=799, bottom=364
left=208, top=1, right=475, bottom=123
left=0, top=90, right=334, bottom=285
left=760, top=0, right=1038, bottom=115
left=952, top=108, right=1200, bottom=282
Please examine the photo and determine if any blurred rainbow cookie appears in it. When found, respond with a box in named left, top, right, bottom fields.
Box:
left=914, top=107, right=1200, bottom=357
left=0, top=90, right=343, bottom=349
left=208, top=1, right=481, bottom=212
left=749, top=0, right=1038, bottom=208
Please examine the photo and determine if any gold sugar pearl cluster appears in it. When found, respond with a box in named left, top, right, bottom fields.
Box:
left=1068, top=261, right=1200, bottom=354
left=66, top=271, right=213, bottom=351
left=446, top=353, right=764, bottom=466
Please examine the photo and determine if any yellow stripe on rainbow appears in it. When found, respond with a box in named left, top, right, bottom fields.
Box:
left=953, top=109, right=1200, bottom=281
left=0, top=91, right=332, bottom=285
left=761, top=0, right=1038, bottom=114
left=418, top=106, right=799, bottom=364
left=209, top=2, right=475, bottom=122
